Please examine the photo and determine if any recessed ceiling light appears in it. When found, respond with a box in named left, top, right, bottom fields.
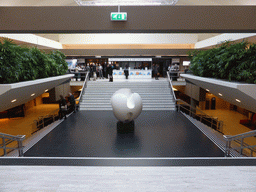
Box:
left=11, top=99, right=17, bottom=103
left=31, top=93, right=35, bottom=96
left=236, top=99, right=241, bottom=103
left=218, top=93, right=223, bottom=96
left=206, top=89, right=210, bottom=92
left=45, top=89, right=48, bottom=92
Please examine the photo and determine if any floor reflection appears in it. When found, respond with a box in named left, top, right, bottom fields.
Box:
left=113, top=121, right=141, bottom=156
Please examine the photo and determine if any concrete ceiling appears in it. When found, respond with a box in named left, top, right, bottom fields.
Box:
left=1, top=0, right=254, bottom=49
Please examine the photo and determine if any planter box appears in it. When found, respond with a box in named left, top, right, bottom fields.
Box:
left=180, top=74, right=256, bottom=113
left=0, top=74, right=74, bottom=112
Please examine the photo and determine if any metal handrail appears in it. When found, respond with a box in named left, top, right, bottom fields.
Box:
left=76, top=72, right=89, bottom=109
left=177, top=102, right=223, bottom=133
left=224, top=130, right=256, bottom=140
left=35, top=108, right=59, bottom=131
left=167, top=72, right=223, bottom=133
left=223, top=130, right=256, bottom=157
left=68, top=71, right=88, bottom=82
left=166, top=72, right=177, bottom=101
left=0, top=133, right=25, bottom=157
left=176, top=99, right=219, bottom=120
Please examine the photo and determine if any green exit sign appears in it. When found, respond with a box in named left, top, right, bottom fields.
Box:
left=111, top=12, right=127, bottom=21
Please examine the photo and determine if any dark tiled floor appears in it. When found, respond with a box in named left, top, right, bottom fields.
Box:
left=24, top=111, right=224, bottom=157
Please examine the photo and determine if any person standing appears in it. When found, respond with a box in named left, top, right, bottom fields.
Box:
left=124, top=65, right=129, bottom=79
left=98, top=64, right=103, bottom=79
left=86, top=64, right=91, bottom=80
left=109, top=64, right=113, bottom=82
left=68, top=93, right=76, bottom=113
left=154, top=64, right=159, bottom=80
left=90, top=64, right=93, bottom=80
left=59, top=95, right=67, bottom=119
left=106, top=64, right=112, bottom=79
left=152, top=64, right=155, bottom=78
left=103, top=63, right=107, bottom=78
left=92, top=63, right=97, bottom=81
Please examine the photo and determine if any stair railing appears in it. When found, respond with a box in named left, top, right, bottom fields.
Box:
left=0, top=133, right=25, bottom=157
left=167, top=72, right=224, bottom=133
left=34, top=108, right=60, bottom=132
left=223, top=130, right=256, bottom=157
left=166, top=72, right=177, bottom=101
left=76, top=72, right=89, bottom=110
left=176, top=100, right=224, bottom=133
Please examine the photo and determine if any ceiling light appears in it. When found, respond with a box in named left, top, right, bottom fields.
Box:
left=236, top=99, right=241, bottom=103
left=74, top=0, right=179, bottom=6
left=11, top=99, right=17, bottom=103
left=31, top=93, right=35, bottom=97
left=218, top=93, right=223, bottom=96
left=45, top=89, right=48, bottom=92
left=206, top=89, right=210, bottom=92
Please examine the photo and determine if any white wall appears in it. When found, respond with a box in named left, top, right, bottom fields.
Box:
left=59, top=34, right=198, bottom=44
left=55, top=82, right=71, bottom=101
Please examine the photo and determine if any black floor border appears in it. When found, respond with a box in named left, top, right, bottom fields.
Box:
left=0, top=157, right=256, bottom=166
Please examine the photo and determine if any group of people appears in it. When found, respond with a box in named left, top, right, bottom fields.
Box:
left=71, top=63, right=117, bottom=81
left=59, top=93, right=76, bottom=119
left=85, top=63, right=115, bottom=81
left=72, top=62, right=180, bottom=81
left=168, top=63, right=180, bottom=81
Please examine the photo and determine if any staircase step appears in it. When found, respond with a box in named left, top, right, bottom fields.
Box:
left=81, top=80, right=175, bottom=111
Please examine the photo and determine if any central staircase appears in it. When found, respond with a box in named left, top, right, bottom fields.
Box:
left=79, top=79, right=176, bottom=110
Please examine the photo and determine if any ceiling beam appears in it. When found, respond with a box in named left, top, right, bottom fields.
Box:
left=43, top=49, right=194, bottom=56
left=0, top=6, right=256, bottom=33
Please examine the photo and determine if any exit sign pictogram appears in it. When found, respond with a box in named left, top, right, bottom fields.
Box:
left=111, top=12, right=127, bottom=21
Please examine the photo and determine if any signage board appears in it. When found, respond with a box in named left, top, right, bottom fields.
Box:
left=111, top=12, right=127, bottom=21
left=109, top=58, right=152, bottom=62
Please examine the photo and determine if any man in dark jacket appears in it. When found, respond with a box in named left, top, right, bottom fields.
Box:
left=154, top=64, right=159, bottom=80
left=68, top=93, right=76, bottom=113
left=124, top=65, right=129, bottom=79
left=59, top=95, right=67, bottom=119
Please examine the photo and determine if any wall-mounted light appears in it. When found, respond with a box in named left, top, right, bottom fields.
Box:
left=45, top=89, right=48, bottom=92
left=11, top=99, right=17, bottom=103
left=236, top=99, right=241, bottom=103
left=31, top=93, right=35, bottom=97
left=218, top=93, right=223, bottom=96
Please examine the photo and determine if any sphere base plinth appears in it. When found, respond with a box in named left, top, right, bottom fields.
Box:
left=117, top=121, right=135, bottom=133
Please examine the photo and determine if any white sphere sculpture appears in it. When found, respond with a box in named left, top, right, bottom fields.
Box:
left=111, top=88, right=143, bottom=123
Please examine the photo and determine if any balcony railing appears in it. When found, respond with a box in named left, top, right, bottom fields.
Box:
left=224, top=130, right=256, bottom=157
left=0, top=133, right=25, bottom=157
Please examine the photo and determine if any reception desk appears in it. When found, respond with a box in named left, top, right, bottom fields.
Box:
left=113, top=69, right=152, bottom=79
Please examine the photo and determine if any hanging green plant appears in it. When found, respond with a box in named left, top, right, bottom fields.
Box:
left=0, top=38, right=68, bottom=84
left=189, top=40, right=256, bottom=84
